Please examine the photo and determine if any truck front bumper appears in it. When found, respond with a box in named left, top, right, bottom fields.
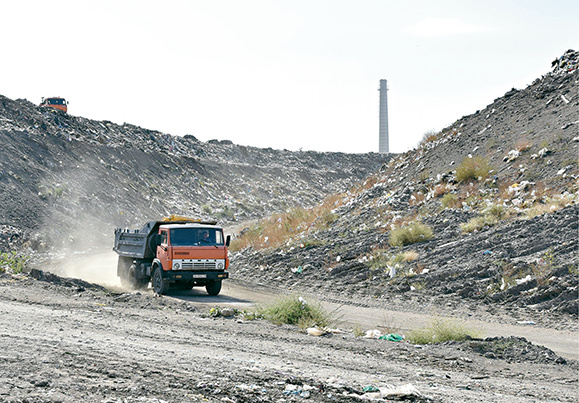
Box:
left=164, top=271, right=229, bottom=282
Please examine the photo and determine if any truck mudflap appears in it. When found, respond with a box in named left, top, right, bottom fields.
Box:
left=164, top=271, right=229, bottom=282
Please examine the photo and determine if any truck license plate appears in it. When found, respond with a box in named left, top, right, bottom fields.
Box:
left=193, top=274, right=207, bottom=279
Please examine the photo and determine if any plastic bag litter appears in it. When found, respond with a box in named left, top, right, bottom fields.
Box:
left=363, top=329, right=382, bottom=339
left=379, top=333, right=403, bottom=342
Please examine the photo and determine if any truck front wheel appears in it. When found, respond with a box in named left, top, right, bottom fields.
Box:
left=152, top=266, right=170, bottom=295
left=205, top=280, right=222, bottom=296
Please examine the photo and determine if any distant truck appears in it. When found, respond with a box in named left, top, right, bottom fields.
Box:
left=113, top=216, right=230, bottom=295
left=40, top=97, right=68, bottom=113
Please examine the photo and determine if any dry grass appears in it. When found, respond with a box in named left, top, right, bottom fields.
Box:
left=230, top=193, right=343, bottom=251
left=440, top=193, right=459, bottom=209
left=257, top=295, right=335, bottom=330
left=455, top=156, right=493, bottom=182
left=406, top=318, right=482, bottom=344
left=433, top=183, right=451, bottom=198
left=418, top=130, right=439, bottom=147
left=461, top=203, right=509, bottom=233
left=389, top=221, right=433, bottom=247
left=515, top=138, right=532, bottom=152
left=350, top=174, right=380, bottom=194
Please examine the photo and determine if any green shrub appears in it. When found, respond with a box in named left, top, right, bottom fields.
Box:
left=440, top=193, right=458, bottom=209
left=455, top=156, right=492, bottom=182
left=406, top=318, right=481, bottom=344
left=461, top=215, right=497, bottom=233
left=0, top=252, right=29, bottom=274
left=258, top=295, right=334, bottom=329
left=389, top=221, right=433, bottom=247
left=461, top=204, right=509, bottom=233
left=485, top=203, right=507, bottom=220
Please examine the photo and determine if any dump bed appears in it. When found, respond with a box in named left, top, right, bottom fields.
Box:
left=113, top=219, right=220, bottom=259
left=113, top=221, right=160, bottom=259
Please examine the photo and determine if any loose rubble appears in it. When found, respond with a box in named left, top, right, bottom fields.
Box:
left=0, top=96, right=386, bottom=251
left=231, top=50, right=579, bottom=325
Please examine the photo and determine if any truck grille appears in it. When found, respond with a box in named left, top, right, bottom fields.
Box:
left=173, top=259, right=224, bottom=271
left=182, top=261, right=216, bottom=270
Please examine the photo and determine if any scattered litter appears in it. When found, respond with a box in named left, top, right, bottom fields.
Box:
left=306, top=327, right=326, bottom=337
left=517, top=320, right=536, bottom=325
left=379, top=333, right=404, bottom=342
left=363, top=329, right=383, bottom=339
left=515, top=275, right=532, bottom=285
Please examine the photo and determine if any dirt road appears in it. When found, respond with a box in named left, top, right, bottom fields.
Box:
left=47, top=250, right=579, bottom=361
left=1, top=270, right=578, bottom=402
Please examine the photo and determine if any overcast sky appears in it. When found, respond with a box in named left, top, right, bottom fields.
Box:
left=1, top=1, right=577, bottom=153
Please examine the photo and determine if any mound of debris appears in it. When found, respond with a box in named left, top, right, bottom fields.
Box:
left=463, top=336, right=569, bottom=365
left=230, top=50, right=578, bottom=319
left=0, top=95, right=386, bottom=252
left=28, top=268, right=109, bottom=292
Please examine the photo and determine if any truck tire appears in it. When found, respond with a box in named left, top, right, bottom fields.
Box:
left=152, top=266, right=170, bottom=295
left=118, top=257, right=134, bottom=290
left=205, top=280, right=222, bottom=296
left=119, top=260, right=148, bottom=290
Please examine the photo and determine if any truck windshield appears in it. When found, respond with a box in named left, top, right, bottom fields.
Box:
left=169, top=228, right=224, bottom=246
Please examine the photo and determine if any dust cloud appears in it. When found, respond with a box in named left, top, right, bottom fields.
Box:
left=46, top=250, right=123, bottom=289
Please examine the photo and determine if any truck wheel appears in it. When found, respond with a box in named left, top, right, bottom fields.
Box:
left=205, top=280, right=222, bottom=296
left=152, top=266, right=170, bottom=295
left=118, top=257, right=134, bottom=290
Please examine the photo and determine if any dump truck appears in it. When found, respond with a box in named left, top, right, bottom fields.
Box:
left=39, top=97, right=68, bottom=113
left=113, top=216, right=230, bottom=295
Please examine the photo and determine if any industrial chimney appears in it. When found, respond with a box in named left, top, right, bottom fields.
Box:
left=378, top=79, right=389, bottom=153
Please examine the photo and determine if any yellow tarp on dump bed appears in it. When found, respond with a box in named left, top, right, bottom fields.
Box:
left=161, top=215, right=217, bottom=225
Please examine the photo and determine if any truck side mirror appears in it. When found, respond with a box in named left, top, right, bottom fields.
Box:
left=225, top=235, right=231, bottom=247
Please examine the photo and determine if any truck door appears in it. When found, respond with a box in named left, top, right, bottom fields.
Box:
left=157, top=229, right=170, bottom=270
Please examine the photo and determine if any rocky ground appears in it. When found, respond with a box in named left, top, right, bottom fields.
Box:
left=0, top=98, right=385, bottom=250
left=0, top=271, right=577, bottom=402
left=230, top=50, right=579, bottom=328
left=0, top=50, right=577, bottom=402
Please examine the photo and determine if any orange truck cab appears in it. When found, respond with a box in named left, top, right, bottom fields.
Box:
left=113, top=217, right=230, bottom=295
left=40, top=97, right=68, bottom=113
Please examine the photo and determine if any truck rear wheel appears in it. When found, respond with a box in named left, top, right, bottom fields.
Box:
left=205, top=280, right=222, bottom=296
left=119, top=259, right=148, bottom=290
left=152, top=266, right=170, bottom=295
left=118, top=257, right=134, bottom=290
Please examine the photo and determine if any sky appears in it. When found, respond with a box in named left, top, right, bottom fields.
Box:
left=1, top=1, right=577, bottom=154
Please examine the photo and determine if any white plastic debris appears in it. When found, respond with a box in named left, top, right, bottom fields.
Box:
left=515, top=275, right=532, bottom=285
left=363, top=329, right=383, bottom=339
left=306, top=327, right=325, bottom=336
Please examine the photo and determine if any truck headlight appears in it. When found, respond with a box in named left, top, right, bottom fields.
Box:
left=217, top=262, right=224, bottom=269
left=173, top=262, right=180, bottom=270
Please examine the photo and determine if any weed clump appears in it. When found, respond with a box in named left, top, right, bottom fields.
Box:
left=440, top=193, right=459, bottom=209
left=258, top=295, right=334, bottom=330
left=0, top=252, right=29, bottom=274
left=406, top=318, right=482, bottom=344
left=389, top=222, right=433, bottom=247
left=455, top=156, right=493, bottom=182
left=230, top=194, right=343, bottom=251
left=461, top=204, right=509, bottom=233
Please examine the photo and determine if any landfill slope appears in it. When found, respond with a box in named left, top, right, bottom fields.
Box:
left=231, top=50, right=578, bottom=326
left=0, top=97, right=386, bottom=250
